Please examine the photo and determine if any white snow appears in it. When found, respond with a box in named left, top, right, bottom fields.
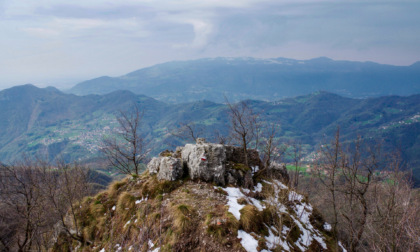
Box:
left=219, top=186, right=265, bottom=219
left=254, top=183, right=263, bottom=192
left=220, top=187, right=246, bottom=220
left=339, top=241, right=347, bottom=252
left=265, top=227, right=290, bottom=251
left=238, top=230, right=259, bottom=252
left=324, top=222, right=332, bottom=231
left=111, top=205, right=116, bottom=211
left=288, top=191, right=304, bottom=201
left=148, top=239, right=154, bottom=248
left=99, top=249, right=105, bottom=252
left=288, top=191, right=327, bottom=250
left=136, top=197, right=148, bottom=204
left=252, top=166, right=259, bottom=174
left=124, top=220, right=131, bottom=228
left=115, top=244, right=122, bottom=252
left=250, top=198, right=265, bottom=211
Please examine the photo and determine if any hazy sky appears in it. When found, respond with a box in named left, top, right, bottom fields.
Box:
left=1, top=0, right=419, bottom=90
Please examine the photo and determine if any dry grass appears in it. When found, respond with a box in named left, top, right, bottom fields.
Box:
left=172, top=204, right=193, bottom=232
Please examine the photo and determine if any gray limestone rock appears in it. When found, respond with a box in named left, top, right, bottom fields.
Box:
left=181, top=142, right=226, bottom=185
left=147, top=157, right=161, bottom=175
left=150, top=139, right=262, bottom=187
left=157, top=157, right=183, bottom=181
left=147, top=156, right=184, bottom=181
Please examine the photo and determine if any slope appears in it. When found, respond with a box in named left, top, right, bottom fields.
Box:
left=69, top=57, right=420, bottom=103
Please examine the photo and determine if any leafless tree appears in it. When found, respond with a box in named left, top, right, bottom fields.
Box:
left=101, top=105, right=149, bottom=175
left=212, top=129, right=232, bottom=145
left=0, top=159, right=50, bottom=251
left=289, top=140, right=303, bottom=188
left=169, top=121, right=204, bottom=143
left=338, top=137, right=380, bottom=251
left=41, top=160, right=91, bottom=245
left=313, top=128, right=342, bottom=240
left=225, top=98, right=260, bottom=167
left=366, top=153, right=420, bottom=252
left=259, top=123, right=287, bottom=169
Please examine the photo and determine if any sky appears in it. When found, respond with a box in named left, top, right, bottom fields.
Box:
left=0, top=0, right=419, bottom=90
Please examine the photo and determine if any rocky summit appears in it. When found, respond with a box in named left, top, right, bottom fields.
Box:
left=54, top=141, right=340, bottom=251
left=148, top=138, right=261, bottom=188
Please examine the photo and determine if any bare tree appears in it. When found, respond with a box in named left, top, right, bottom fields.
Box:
left=169, top=121, right=204, bottom=143
left=225, top=98, right=260, bottom=167
left=313, top=128, right=342, bottom=240
left=0, top=159, right=54, bottom=251
left=41, top=160, right=91, bottom=246
left=289, top=140, right=303, bottom=188
left=338, top=137, right=380, bottom=251
left=366, top=153, right=420, bottom=252
left=101, top=105, right=149, bottom=175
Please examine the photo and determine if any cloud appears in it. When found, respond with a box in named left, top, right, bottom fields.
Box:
left=0, top=0, right=419, bottom=89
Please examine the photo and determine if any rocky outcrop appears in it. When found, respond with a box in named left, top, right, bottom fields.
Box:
left=147, top=156, right=184, bottom=181
left=147, top=138, right=262, bottom=187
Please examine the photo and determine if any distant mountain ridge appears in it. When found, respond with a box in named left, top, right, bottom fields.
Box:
left=69, top=57, right=420, bottom=103
left=1, top=85, right=419, bottom=184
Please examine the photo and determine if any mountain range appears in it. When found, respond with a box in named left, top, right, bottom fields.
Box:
left=69, top=57, right=420, bottom=103
left=1, top=85, right=419, bottom=184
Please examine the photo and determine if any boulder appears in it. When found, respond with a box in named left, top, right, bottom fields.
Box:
left=157, top=157, right=183, bottom=181
left=150, top=138, right=261, bottom=187
left=181, top=142, right=226, bottom=185
left=180, top=139, right=259, bottom=187
left=267, top=162, right=289, bottom=183
left=147, top=157, right=161, bottom=175
left=147, top=156, right=184, bottom=181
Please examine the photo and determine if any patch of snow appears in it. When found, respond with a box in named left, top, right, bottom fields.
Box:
left=288, top=191, right=303, bottom=201
left=115, top=244, right=122, bottom=252
left=250, top=198, right=265, bottom=211
left=129, top=245, right=133, bottom=251
left=219, top=187, right=246, bottom=220
left=124, top=220, right=131, bottom=228
left=148, top=239, right=154, bottom=248
left=238, top=230, right=259, bottom=252
left=252, top=166, right=259, bottom=174
left=339, top=241, right=347, bottom=252
left=282, top=226, right=290, bottom=235
left=265, top=227, right=290, bottom=251
left=99, top=249, right=105, bottom=252
left=136, top=197, right=148, bottom=204
left=111, top=205, right=116, bottom=211
left=324, top=222, right=331, bottom=231
left=242, top=188, right=251, bottom=194
left=273, top=180, right=288, bottom=189
left=289, top=197, right=327, bottom=250
left=254, top=183, right=263, bottom=192
left=262, top=179, right=273, bottom=185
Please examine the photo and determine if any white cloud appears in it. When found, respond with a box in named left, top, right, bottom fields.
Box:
left=0, top=0, right=419, bottom=90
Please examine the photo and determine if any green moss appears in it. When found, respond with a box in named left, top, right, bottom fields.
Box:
left=233, top=163, right=251, bottom=172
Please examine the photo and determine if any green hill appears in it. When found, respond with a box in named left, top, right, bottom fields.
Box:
left=1, top=85, right=419, bottom=183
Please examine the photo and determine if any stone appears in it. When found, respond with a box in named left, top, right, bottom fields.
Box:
left=147, top=157, right=161, bottom=175
left=157, top=157, right=183, bottom=181
left=181, top=142, right=226, bottom=185
left=267, top=162, right=289, bottom=183
left=147, top=156, right=184, bottom=181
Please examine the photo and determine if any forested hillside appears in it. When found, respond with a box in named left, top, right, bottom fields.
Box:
left=0, top=85, right=419, bottom=183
